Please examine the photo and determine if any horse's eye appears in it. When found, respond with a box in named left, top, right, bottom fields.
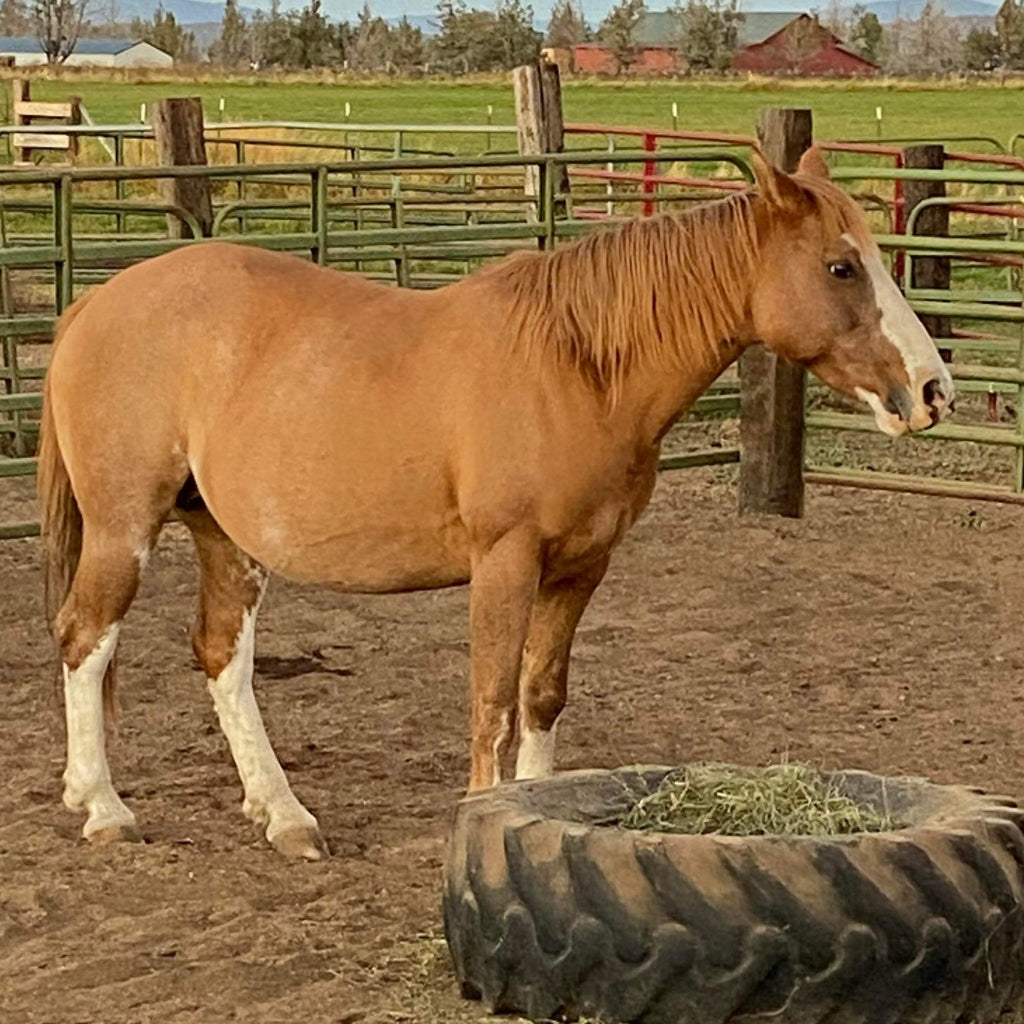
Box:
left=828, top=260, right=856, bottom=280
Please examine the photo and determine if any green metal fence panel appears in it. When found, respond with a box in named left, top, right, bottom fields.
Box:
left=0, top=145, right=751, bottom=539
left=10, top=141, right=1024, bottom=534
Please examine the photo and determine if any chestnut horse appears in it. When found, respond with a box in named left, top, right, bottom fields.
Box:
left=38, top=150, right=952, bottom=860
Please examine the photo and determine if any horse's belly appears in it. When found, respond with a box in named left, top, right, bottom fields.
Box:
left=270, top=520, right=472, bottom=592
left=211, top=488, right=471, bottom=592
left=196, top=443, right=471, bottom=592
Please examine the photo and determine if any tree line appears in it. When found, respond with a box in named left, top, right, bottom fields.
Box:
left=2, top=0, right=1021, bottom=74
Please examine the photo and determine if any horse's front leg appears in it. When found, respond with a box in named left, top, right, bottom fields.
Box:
left=468, top=530, right=540, bottom=791
left=515, top=557, right=608, bottom=780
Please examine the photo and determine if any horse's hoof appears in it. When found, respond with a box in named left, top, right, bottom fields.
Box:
left=271, top=825, right=330, bottom=861
left=86, top=823, right=143, bottom=845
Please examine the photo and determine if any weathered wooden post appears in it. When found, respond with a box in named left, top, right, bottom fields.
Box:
left=10, top=78, right=28, bottom=166
left=66, top=96, right=81, bottom=159
left=513, top=59, right=569, bottom=227
left=738, top=108, right=813, bottom=519
left=151, top=97, right=213, bottom=239
left=903, top=143, right=950, bottom=362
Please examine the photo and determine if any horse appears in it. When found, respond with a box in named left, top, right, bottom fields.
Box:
left=38, top=148, right=953, bottom=860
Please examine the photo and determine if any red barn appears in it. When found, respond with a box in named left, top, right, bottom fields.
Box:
left=570, top=43, right=683, bottom=75
left=730, top=13, right=878, bottom=76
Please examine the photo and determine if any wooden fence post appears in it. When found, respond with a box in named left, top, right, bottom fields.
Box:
left=903, top=144, right=951, bottom=362
left=152, top=97, right=213, bottom=239
left=10, top=78, right=27, bottom=165
left=738, top=108, right=813, bottom=519
left=66, top=95, right=81, bottom=159
left=513, top=60, right=569, bottom=225
left=11, top=77, right=28, bottom=120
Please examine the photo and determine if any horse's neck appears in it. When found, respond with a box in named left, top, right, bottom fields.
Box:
left=594, top=202, right=758, bottom=444
left=618, top=335, right=747, bottom=449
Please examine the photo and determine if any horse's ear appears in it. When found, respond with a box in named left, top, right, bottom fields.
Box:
left=797, top=146, right=830, bottom=180
left=750, top=147, right=805, bottom=210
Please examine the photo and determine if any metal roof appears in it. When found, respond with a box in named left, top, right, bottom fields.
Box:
left=634, top=10, right=808, bottom=48
left=0, top=37, right=146, bottom=54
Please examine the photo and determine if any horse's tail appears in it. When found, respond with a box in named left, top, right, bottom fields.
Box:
left=38, top=295, right=112, bottom=712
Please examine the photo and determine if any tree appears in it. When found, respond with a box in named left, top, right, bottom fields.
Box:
left=349, top=1, right=392, bottom=69
left=883, top=0, right=961, bottom=74
left=287, top=0, right=333, bottom=67
left=432, top=0, right=499, bottom=71
left=906, top=0, right=960, bottom=73
left=390, top=16, right=426, bottom=70
left=996, top=0, right=1024, bottom=67
left=597, top=0, right=646, bottom=73
left=671, top=0, right=740, bottom=72
left=132, top=4, right=198, bottom=61
left=89, top=0, right=118, bottom=34
left=33, top=0, right=91, bottom=64
left=494, top=0, right=542, bottom=67
left=963, top=26, right=1001, bottom=69
left=546, top=0, right=588, bottom=47
left=817, top=0, right=845, bottom=34
left=0, top=0, right=30, bottom=34
left=210, top=0, right=250, bottom=67
left=250, top=0, right=290, bottom=67
left=848, top=5, right=882, bottom=63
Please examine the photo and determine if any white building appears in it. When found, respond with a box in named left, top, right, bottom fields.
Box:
left=0, top=38, right=173, bottom=67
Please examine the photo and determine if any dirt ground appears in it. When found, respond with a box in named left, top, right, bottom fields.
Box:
left=4, top=467, right=1024, bottom=1024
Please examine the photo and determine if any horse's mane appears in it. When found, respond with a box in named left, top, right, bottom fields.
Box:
left=492, top=178, right=866, bottom=399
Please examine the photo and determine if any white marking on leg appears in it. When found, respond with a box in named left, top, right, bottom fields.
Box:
left=62, top=623, right=137, bottom=838
left=516, top=721, right=558, bottom=780
left=491, top=711, right=512, bottom=787
left=207, top=605, right=318, bottom=843
left=134, top=543, right=151, bottom=573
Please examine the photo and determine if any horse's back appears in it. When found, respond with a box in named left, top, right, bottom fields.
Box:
left=44, top=242, right=629, bottom=589
left=46, top=243, right=495, bottom=585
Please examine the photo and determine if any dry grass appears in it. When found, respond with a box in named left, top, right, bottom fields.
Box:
left=8, top=67, right=1024, bottom=91
left=619, top=762, right=901, bottom=837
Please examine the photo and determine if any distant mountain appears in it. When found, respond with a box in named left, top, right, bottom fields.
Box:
left=184, top=20, right=223, bottom=50
left=116, top=0, right=1000, bottom=35
left=120, top=0, right=440, bottom=29
left=851, top=0, right=998, bottom=18
left=113, top=0, right=263, bottom=23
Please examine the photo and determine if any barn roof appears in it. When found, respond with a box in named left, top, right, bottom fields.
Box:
left=743, top=12, right=842, bottom=49
left=0, top=36, right=146, bottom=54
left=634, top=10, right=808, bottom=47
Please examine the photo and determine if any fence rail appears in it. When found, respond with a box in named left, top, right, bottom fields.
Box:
left=0, top=144, right=753, bottom=539
left=6, top=114, right=1024, bottom=539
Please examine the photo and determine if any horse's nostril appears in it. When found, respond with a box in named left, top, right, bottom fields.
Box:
left=923, top=377, right=945, bottom=407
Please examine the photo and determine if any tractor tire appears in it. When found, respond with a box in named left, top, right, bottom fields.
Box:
left=442, top=765, right=1024, bottom=1024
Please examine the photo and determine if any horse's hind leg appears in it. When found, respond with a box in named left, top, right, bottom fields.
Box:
left=182, top=507, right=327, bottom=861
left=59, top=527, right=152, bottom=842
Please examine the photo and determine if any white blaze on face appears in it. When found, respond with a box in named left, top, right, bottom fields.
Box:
left=844, top=233, right=954, bottom=433
left=853, top=386, right=904, bottom=437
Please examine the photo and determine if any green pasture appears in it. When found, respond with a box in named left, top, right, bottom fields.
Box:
left=19, top=77, right=1024, bottom=149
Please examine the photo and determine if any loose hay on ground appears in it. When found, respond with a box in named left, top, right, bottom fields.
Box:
left=619, top=762, right=901, bottom=836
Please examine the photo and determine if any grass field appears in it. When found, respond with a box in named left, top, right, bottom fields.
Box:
left=17, top=75, right=1024, bottom=149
